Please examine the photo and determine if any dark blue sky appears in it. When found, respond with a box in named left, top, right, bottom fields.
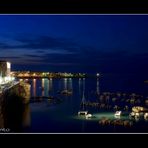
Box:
left=0, top=15, right=148, bottom=74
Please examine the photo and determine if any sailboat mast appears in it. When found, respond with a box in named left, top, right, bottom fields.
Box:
left=96, top=78, right=99, bottom=95
left=82, top=78, right=85, bottom=110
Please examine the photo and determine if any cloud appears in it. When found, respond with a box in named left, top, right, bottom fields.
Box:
left=1, top=34, right=147, bottom=73
left=0, top=35, right=80, bottom=60
left=19, top=45, right=131, bottom=68
left=14, top=35, right=79, bottom=52
left=0, top=56, right=20, bottom=59
left=0, top=42, right=11, bottom=49
left=23, top=54, right=44, bottom=58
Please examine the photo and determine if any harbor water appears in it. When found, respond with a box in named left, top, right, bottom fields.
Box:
left=20, top=73, right=148, bottom=133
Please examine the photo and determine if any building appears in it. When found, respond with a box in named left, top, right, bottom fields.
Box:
left=0, top=60, right=11, bottom=77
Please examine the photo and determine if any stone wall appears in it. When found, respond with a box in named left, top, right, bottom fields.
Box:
left=0, top=81, right=31, bottom=131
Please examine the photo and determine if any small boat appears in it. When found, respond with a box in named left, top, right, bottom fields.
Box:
left=129, top=106, right=148, bottom=119
left=78, top=111, right=88, bottom=116
left=144, top=113, right=148, bottom=119
left=129, top=112, right=135, bottom=117
left=78, top=78, right=94, bottom=119
left=61, top=90, right=72, bottom=95
left=85, top=113, right=93, bottom=119
left=114, top=111, right=122, bottom=117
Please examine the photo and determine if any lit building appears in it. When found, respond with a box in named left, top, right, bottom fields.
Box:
left=0, top=60, right=11, bottom=77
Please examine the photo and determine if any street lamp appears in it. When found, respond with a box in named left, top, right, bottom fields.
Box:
left=96, top=73, right=100, bottom=77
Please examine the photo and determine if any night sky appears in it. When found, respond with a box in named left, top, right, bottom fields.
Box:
left=0, top=15, right=148, bottom=74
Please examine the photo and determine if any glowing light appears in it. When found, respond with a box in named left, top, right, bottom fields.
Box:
left=7, top=62, right=11, bottom=69
left=0, top=77, right=2, bottom=84
left=64, top=78, right=67, bottom=81
left=96, top=73, right=100, bottom=77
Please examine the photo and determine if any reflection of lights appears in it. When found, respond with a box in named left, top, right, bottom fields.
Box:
left=114, top=115, right=121, bottom=119
left=44, top=78, right=49, bottom=97
left=49, top=78, right=53, bottom=91
left=33, top=79, right=36, bottom=97
left=78, top=78, right=81, bottom=93
left=68, top=78, right=73, bottom=90
left=64, top=78, right=67, bottom=90
left=42, top=78, right=45, bottom=96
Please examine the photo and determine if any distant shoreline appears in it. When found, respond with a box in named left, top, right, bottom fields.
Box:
left=14, top=76, right=91, bottom=79
left=11, top=71, right=100, bottom=79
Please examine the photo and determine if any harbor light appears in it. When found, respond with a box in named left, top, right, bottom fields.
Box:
left=96, top=73, right=100, bottom=77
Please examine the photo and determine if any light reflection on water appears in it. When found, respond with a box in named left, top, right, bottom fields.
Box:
left=33, top=79, right=36, bottom=97
left=1, top=74, right=148, bottom=133
left=73, top=112, right=117, bottom=121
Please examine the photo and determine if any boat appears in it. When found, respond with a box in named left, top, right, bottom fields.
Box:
left=114, top=111, right=122, bottom=119
left=61, top=89, right=72, bottom=95
left=85, top=113, right=93, bottom=119
left=144, top=113, right=148, bottom=119
left=78, top=92, right=88, bottom=116
left=129, top=106, right=148, bottom=118
left=78, top=111, right=88, bottom=116
left=114, top=111, right=122, bottom=116
left=78, top=79, right=93, bottom=119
